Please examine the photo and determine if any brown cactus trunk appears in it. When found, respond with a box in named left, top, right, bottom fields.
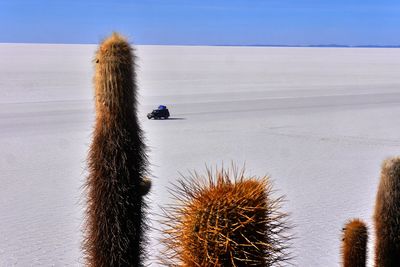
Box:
left=374, top=157, right=400, bottom=267
left=341, top=219, right=368, bottom=267
left=84, top=33, right=149, bottom=267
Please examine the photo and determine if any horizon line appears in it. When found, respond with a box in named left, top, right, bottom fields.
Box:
left=1, top=41, right=400, bottom=48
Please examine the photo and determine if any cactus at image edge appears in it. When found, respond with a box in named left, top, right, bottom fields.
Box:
left=374, top=157, right=400, bottom=267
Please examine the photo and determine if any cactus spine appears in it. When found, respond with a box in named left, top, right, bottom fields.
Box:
left=84, top=33, right=150, bottom=267
left=160, top=166, right=291, bottom=266
left=341, top=219, right=368, bottom=267
left=374, top=157, right=400, bottom=267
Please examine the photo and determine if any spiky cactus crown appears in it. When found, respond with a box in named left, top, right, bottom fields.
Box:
left=341, top=219, right=368, bottom=267
left=160, top=166, right=291, bottom=266
left=94, top=32, right=137, bottom=119
left=374, top=157, right=400, bottom=266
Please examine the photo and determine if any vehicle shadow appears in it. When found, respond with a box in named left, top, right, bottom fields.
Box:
left=167, top=117, right=186, bottom=120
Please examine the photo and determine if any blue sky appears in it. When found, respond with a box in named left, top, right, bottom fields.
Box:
left=1, top=0, right=400, bottom=45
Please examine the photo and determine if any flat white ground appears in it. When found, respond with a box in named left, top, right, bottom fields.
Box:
left=1, top=44, right=400, bottom=266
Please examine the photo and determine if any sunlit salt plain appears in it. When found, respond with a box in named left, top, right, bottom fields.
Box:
left=1, top=44, right=400, bottom=266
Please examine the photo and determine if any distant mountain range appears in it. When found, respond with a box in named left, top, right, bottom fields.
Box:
left=215, top=44, right=400, bottom=48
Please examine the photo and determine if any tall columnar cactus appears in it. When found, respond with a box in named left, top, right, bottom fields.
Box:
left=84, top=33, right=150, bottom=267
left=160, top=166, right=291, bottom=266
left=341, top=219, right=368, bottom=267
left=374, top=157, right=400, bottom=267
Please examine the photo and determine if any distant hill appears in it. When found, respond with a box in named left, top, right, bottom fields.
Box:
left=215, top=44, right=400, bottom=48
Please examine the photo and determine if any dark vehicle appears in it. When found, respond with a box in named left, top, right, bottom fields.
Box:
left=147, top=105, right=170, bottom=120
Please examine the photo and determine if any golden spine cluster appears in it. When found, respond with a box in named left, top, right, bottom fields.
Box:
left=160, top=166, right=291, bottom=266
